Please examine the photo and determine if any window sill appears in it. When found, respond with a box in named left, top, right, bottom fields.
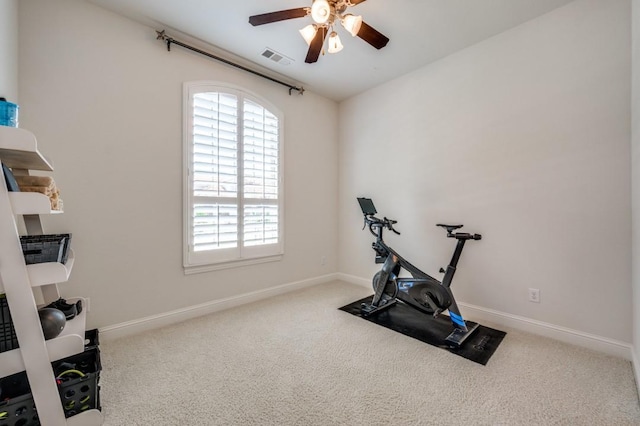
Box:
left=184, top=254, right=283, bottom=275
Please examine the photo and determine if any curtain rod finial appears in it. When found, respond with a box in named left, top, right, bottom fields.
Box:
left=156, top=30, right=172, bottom=51
left=289, top=86, right=305, bottom=96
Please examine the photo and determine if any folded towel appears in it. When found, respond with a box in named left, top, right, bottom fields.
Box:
left=12, top=175, right=62, bottom=210
left=14, top=175, right=55, bottom=188
left=19, top=185, right=55, bottom=197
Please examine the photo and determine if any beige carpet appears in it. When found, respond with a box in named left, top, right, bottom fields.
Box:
left=99, top=281, right=640, bottom=425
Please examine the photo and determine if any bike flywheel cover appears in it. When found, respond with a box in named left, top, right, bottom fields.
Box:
left=407, top=282, right=451, bottom=312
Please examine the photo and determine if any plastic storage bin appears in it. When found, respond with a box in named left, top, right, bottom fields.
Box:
left=53, top=345, right=101, bottom=418
left=19, top=234, right=72, bottom=265
left=0, top=100, right=18, bottom=128
left=0, top=371, right=39, bottom=425
left=0, top=331, right=101, bottom=425
left=0, top=293, right=19, bottom=353
left=84, top=328, right=99, bottom=350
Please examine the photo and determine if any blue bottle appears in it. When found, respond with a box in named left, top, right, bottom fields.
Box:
left=0, top=98, right=19, bottom=127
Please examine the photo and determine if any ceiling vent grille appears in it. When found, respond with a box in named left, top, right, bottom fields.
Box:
left=261, top=48, right=293, bottom=66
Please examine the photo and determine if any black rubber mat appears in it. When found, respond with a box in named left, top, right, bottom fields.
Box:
left=339, top=296, right=506, bottom=365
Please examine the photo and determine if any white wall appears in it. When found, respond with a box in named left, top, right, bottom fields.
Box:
left=15, top=0, right=635, bottom=352
left=632, top=0, right=640, bottom=384
left=18, top=0, right=339, bottom=328
left=0, top=0, right=18, bottom=101
left=339, top=0, right=632, bottom=343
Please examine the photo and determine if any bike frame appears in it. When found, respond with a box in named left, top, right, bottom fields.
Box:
left=368, top=224, right=470, bottom=331
left=358, top=198, right=480, bottom=347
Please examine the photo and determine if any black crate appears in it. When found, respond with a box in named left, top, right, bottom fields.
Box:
left=19, top=234, right=72, bottom=265
left=0, top=392, right=39, bottom=425
left=52, top=346, right=101, bottom=418
left=84, top=329, right=99, bottom=350
left=0, top=344, right=101, bottom=424
left=0, top=371, right=39, bottom=426
left=0, top=294, right=19, bottom=353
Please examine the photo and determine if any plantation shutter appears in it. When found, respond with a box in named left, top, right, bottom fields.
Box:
left=192, top=92, right=239, bottom=252
left=185, top=83, right=284, bottom=269
left=243, top=99, right=279, bottom=247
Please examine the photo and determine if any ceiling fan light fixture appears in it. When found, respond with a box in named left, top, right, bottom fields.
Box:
left=327, top=31, right=343, bottom=54
left=299, top=24, right=318, bottom=45
left=311, top=0, right=331, bottom=24
left=341, top=14, right=362, bottom=37
left=247, top=1, right=390, bottom=63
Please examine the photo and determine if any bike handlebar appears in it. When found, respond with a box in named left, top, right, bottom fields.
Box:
left=363, top=214, right=400, bottom=236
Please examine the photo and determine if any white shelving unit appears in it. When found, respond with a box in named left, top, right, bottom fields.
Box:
left=0, top=126, right=102, bottom=426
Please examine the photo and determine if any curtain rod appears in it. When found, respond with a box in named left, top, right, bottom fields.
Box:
left=156, top=30, right=305, bottom=96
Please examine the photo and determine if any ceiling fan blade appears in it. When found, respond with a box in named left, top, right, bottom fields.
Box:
left=349, top=0, right=368, bottom=5
left=357, top=21, right=389, bottom=50
left=249, top=8, right=308, bottom=26
left=305, top=27, right=327, bottom=64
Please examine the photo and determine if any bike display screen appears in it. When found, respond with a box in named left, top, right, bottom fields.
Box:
left=357, top=197, right=377, bottom=215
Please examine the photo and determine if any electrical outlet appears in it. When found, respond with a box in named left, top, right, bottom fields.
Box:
left=321, top=256, right=326, bottom=266
left=528, top=288, right=540, bottom=303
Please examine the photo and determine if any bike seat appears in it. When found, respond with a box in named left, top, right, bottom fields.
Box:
left=436, top=224, right=463, bottom=233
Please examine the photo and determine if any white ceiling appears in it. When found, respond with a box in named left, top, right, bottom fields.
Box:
left=87, top=0, right=576, bottom=101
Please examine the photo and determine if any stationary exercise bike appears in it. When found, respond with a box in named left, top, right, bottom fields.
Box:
left=357, top=197, right=482, bottom=347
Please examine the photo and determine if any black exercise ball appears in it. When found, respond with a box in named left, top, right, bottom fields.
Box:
left=38, top=308, right=66, bottom=340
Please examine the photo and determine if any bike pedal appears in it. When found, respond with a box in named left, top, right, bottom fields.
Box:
left=360, top=299, right=396, bottom=316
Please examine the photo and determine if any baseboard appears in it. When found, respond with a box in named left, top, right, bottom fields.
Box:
left=336, top=273, right=633, bottom=360
left=337, top=272, right=370, bottom=288
left=99, top=273, right=339, bottom=341
left=458, top=302, right=633, bottom=360
left=633, top=347, right=640, bottom=400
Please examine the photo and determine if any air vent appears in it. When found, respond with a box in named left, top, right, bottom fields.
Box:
left=261, top=48, right=293, bottom=66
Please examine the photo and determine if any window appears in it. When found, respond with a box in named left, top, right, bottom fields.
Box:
left=183, top=82, right=283, bottom=272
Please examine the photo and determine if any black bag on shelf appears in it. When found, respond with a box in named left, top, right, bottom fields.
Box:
left=20, top=234, right=72, bottom=264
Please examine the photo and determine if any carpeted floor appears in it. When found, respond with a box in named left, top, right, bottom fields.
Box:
left=99, top=281, right=640, bottom=425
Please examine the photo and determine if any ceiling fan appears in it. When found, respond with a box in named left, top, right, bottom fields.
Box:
left=249, top=0, right=390, bottom=64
